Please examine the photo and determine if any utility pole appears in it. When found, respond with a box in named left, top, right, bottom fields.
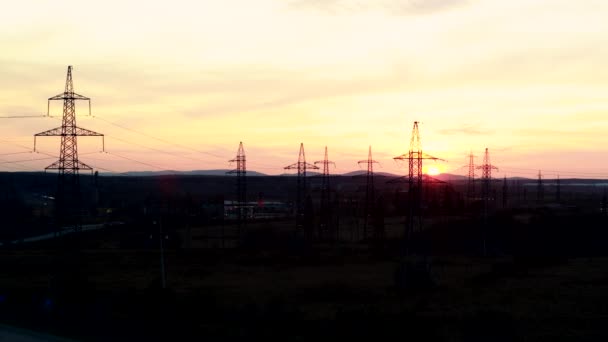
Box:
left=314, top=146, right=335, bottom=240
left=34, top=66, right=104, bottom=235
left=358, top=146, right=379, bottom=240
left=476, top=148, right=498, bottom=256
left=394, top=122, right=445, bottom=256
left=284, top=143, right=318, bottom=236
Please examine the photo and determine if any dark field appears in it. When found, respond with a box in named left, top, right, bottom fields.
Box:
left=1, top=173, right=608, bottom=340
left=1, top=218, right=608, bottom=341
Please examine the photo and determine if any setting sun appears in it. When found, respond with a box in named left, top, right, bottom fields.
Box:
left=425, top=166, right=441, bottom=176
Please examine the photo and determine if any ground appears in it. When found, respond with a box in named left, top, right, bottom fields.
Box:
left=1, top=240, right=607, bottom=341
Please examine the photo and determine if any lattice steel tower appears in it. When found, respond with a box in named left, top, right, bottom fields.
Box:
left=394, top=122, right=444, bottom=255
left=285, top=143, right=318, bottom=231
left=556, top=175, right=561, bottom=203
left=314, top=146, right=335, bottom=239
left=228, top=142, right=247, bottom=233
left=358, top=146, right=379, bottom=240
left=537, top=170, right=544, bottom=203
left=476, top=148, right=498, bottom=256
left=34, top=66, right=104, bottom=233
left=502, top=175, right=508, bottom=208
left=467, top=151, right=476, bottom=200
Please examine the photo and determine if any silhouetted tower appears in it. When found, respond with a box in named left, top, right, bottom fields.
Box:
left=228, top=142, right=247, bottom=233
left=394, top=122, right=444, bottom=255
left=358, top=146, right=379, bottom=240
left=314, top=146, right=335, bottom=239
left=476, top=148, right=498, bottom=256
left=502, top=175, right=508, bottom=208
left=602, top=188, right=607, bottom=216
left=34, top=66, right=104, bottom=233
left=556, top=175, right=561, bottom=203
left=537, top=170, right=544, bottom=203
left=467, top=151, right=476, bottom=200
left=285, top=143, right=318, bottom=232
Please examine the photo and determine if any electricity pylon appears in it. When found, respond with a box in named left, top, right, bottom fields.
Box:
left=34, top=66, right=104, bottom=234
left=358, top=146, right=379, bottom=240
left=285, top=143, right=318, bottom=235
left=476, top=148, right=498, bottom=256
left=467, top=151, right=476, bottom=200
left=314, top=146, right=335, bottom=240
left=537, top=170, right=544, bottom=204
left=228, top=142, right=246, bottom=237
left=394, top=121, right=445, bottom=256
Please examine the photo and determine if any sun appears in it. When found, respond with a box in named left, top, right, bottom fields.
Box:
left=426, top=166, right=441, bottom=176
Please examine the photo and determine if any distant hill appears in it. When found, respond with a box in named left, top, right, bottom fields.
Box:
left=279, top=172, right=322, bottom=177
left=83, top=170, right=598, bottom=183
left=341, top=170, right=399, bottom=178
left=114, top=169, right=268, bottom=177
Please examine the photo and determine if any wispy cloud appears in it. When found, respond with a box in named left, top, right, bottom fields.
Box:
left=438, top=124, right=490, bottom=136
left=287, top=0, right=470, bottom=15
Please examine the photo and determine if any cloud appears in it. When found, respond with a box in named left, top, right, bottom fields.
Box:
left=438, top=125, right=490, bottom=136
left=287, top=0, right=470, bottom=15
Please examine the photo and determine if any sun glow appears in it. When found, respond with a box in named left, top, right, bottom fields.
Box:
left=426, top=166, right=441, bottom=176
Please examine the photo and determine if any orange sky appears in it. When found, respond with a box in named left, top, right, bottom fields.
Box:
left=1, top=0, right=608, bottom=178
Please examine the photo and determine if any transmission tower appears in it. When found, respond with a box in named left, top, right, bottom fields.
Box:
left=228, top=141, right=246, bottom=236
left=502, top=175, right=508, bottom=208
left=314, top=146, right=335, bottom=240
left=358, top=146, right=379, bottom=240
left=467, top=151, right=476, bottom=200
left=284, top=143, right=318, bottom=234
left=537, top=170, right=544, bottom=204
left=475, top=148, right=498, bottom=256
left=394, top=121, right=445, bottom=256
left=34, top=66, right=104, bottom=233
left=556, top=175, right=561, bottom=203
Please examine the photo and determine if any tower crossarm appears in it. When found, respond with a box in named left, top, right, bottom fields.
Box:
left=314, top=160, right=335, bottom=167
left=284, top=162, right=319, bottom=170
left=35, top=126, right=104, bottom=137
left=44, top=159, right=94, bottom=172
left=34, top=126, right=104, bottom=151
left=476, top=165, right=499, bottom=171
left=48, top=92, right=90, bottom=101
left=393, top=152, right=447, bottom=162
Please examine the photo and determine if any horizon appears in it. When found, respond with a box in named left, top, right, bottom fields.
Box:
left=2, top=0, right=608, bottom=179
left=4, top=168, right=608, bottom=182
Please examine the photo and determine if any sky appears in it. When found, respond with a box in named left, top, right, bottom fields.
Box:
left=1, top=0, right=608, bottom=178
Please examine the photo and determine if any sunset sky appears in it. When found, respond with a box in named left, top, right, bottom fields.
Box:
left=1, top=0, right=608, bottom=178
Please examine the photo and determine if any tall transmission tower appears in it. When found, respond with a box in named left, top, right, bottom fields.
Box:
left=394, top=121, right=445, bottom=256
left=556, top=175, right=561, bottom=203
left=34, top=66, right=104, bottom=233
left=502, top=175, right=508, bottom=208
left=314, top=146, right=335, bottom=240
left=475, top=148, right=498, bottom=256
left=467, top=151, right=476, bottom=200
left=537, top=170, right=544, bottom=203
left=285, top=143, right=318, bottom=233
left=228, top=142, right=247, bottom=236
left=358, top=146, right=379, bottom=240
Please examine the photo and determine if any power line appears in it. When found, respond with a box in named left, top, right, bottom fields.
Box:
left=0, top=151, right=33, bottom=157
left=104, top=151, right=168, bottom=171
left=92, top=116, right=227, bottom=159
left=0, top=115, right=48, bottom=119
left=0, top=156, right=56, bottom=165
